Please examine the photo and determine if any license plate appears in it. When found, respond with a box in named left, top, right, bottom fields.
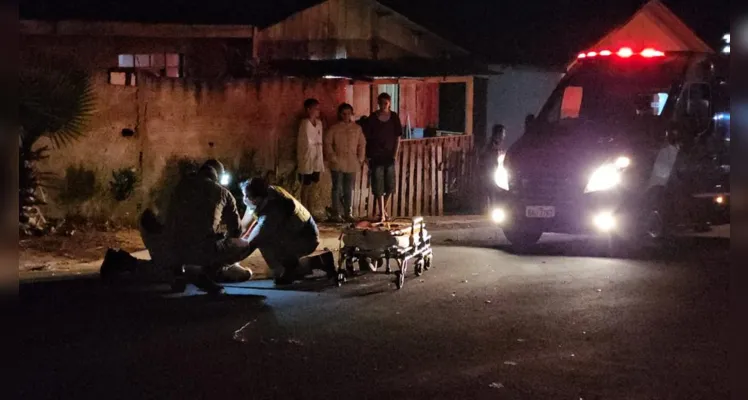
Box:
left=526, top=206, right=555, bottom=218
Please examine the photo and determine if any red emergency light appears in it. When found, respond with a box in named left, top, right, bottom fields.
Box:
left=617, top=47, right=634, bottom=58
left=577, top=47, right=665, bottom=59
left=640, top=48, right=665, bottom=58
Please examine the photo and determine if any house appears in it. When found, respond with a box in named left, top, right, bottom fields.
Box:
left=589, top=0, right=713, bottom=54
left=20, top=0, right=491, bottom=219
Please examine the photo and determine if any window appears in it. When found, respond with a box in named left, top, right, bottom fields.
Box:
left=537, top=56, right=690, bottom=130
left=560, top=86, right=583, bottom=119
left=116, top=53, right=183, bottom=78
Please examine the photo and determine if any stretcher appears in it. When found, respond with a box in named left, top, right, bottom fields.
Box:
left=336, top=216, right=433, bottom=289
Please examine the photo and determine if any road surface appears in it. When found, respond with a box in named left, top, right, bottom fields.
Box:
left=19, top=234, right=729, bottom=399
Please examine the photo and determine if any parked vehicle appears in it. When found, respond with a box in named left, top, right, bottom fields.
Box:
left=490, top=47, right=730, bottom=250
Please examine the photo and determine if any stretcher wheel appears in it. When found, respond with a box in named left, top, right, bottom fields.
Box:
left=359, top=258, right=376, bottom=272
left=385, top=258, right=392, bottom=274
left=345, top=259, right=355, bottom=275
left=396, top=260, right=407, bottom=289
left=336, top=272, right=346, bottom=287
left=424, top=255, right=433, bottom=270
left=396, top=271, right=405, bottom=289
left=414, top=260, right=424, bottom=277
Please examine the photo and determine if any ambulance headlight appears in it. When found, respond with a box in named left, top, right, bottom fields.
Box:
left=494, top=154, right=509, bottom=191
left=584, top=156, right=630, bottom=193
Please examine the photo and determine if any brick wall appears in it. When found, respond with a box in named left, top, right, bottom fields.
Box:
left=36, top=73, right=348, bottom=223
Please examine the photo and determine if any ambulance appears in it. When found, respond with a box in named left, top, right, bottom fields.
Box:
left=491, top=45, right=730, bottom=250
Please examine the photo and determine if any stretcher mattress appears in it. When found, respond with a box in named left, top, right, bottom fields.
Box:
left=341, top=219, right=428, bottom=252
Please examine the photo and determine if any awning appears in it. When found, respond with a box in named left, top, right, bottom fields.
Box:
left=264, top=58, right=500, bottom=80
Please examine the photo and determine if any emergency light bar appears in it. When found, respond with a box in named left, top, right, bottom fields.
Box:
left=577, top=47, right=665, bottom=59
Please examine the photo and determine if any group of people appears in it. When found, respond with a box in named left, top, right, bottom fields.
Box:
left=101, top=91, right=405, bottom=294
left=296, top=92, right=403, bottom=223
left=102, top=160, right=323, bottom=293
left=102, top=94, right=518, bottom=294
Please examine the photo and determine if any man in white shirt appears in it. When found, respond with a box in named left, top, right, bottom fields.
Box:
left=297, top=98, right=325, bottom=212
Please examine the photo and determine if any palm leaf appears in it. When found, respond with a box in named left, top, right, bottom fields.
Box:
left=19, top=53, right=96, bottom=149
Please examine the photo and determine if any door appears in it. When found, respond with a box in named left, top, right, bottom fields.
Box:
left=664, top=80, right=722, bottom=224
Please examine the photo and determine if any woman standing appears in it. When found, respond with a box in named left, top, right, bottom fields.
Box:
left=297, top=98, right=325, bottom=211
left=324, top=103, right=366, bottom=222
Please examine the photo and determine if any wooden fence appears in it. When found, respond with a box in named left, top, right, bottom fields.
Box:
left=352, top=135, right=476, bottom=217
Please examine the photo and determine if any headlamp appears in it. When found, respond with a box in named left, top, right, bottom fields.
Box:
left=220, top=173, right=231, bottom=186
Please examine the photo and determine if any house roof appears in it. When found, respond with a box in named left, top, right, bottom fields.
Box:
left=590, top=0, right=713, bottom=53
left=265, top=58, right=498, bottom=79
left=20, top=0, right=325, bottom=28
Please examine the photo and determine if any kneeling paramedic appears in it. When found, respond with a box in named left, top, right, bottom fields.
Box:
left=240, top=178, right=321, bottom=285
left=101, top=160, right=253, bottom=294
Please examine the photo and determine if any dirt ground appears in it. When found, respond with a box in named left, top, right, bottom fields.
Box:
left=19, top=229, right=144, bottom=272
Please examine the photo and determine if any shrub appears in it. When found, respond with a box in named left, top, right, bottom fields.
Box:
left=109, top=167, right=139, bottom=201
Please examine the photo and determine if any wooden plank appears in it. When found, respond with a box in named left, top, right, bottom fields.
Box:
left=415, top=82, right=439, bottom=129
left=391, top=152, right=400, bottom=217
left=358, top=162, right=368, bottom=217
left=352, top=165, right=362, bottom=217
left=399, top=142, right=409, bottom=217
left=430, top=143, right=437, bottom=215
left=442, top=139, right=450, bottom=196
left=422, top=142, right=432, bottom=216
left=407, top=143, right=416, bottom=216
left=465, top=76, right=474, bottom=135
left=320, top=0, right=330, bottom=38
left=415, top=141, right=423, bottom=216
left=366, top=162, right=375, bottom=218
left=436, top=144, right=444, bottom=216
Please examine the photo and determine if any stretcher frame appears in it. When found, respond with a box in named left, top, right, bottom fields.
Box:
left=336, top=216, right=433, bottom=289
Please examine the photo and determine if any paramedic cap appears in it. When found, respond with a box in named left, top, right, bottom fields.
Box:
left=242, top=177, right=269, bottom=198
left=201, top=159, right=224, bottom=176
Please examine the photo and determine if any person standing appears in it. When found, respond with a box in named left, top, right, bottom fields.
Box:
left=324, top=103, right=366, bottom=222
left=363, top=93, right=402, bottom=222
left=297, top=98, right=325, bottom=212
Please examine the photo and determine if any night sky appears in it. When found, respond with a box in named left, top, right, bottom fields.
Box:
left=380, top=0, right=729, bottom=66
left=22, top=0, right=729, bottom=66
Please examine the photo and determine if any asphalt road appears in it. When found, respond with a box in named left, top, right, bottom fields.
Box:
left=19, top=234, right=729, bottom=400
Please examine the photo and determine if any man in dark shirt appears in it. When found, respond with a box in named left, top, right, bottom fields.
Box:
left=363, top=92, right=402, bottom=221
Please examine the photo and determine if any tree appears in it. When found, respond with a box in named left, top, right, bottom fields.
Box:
left=19, top=54, right=96, bottom=235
